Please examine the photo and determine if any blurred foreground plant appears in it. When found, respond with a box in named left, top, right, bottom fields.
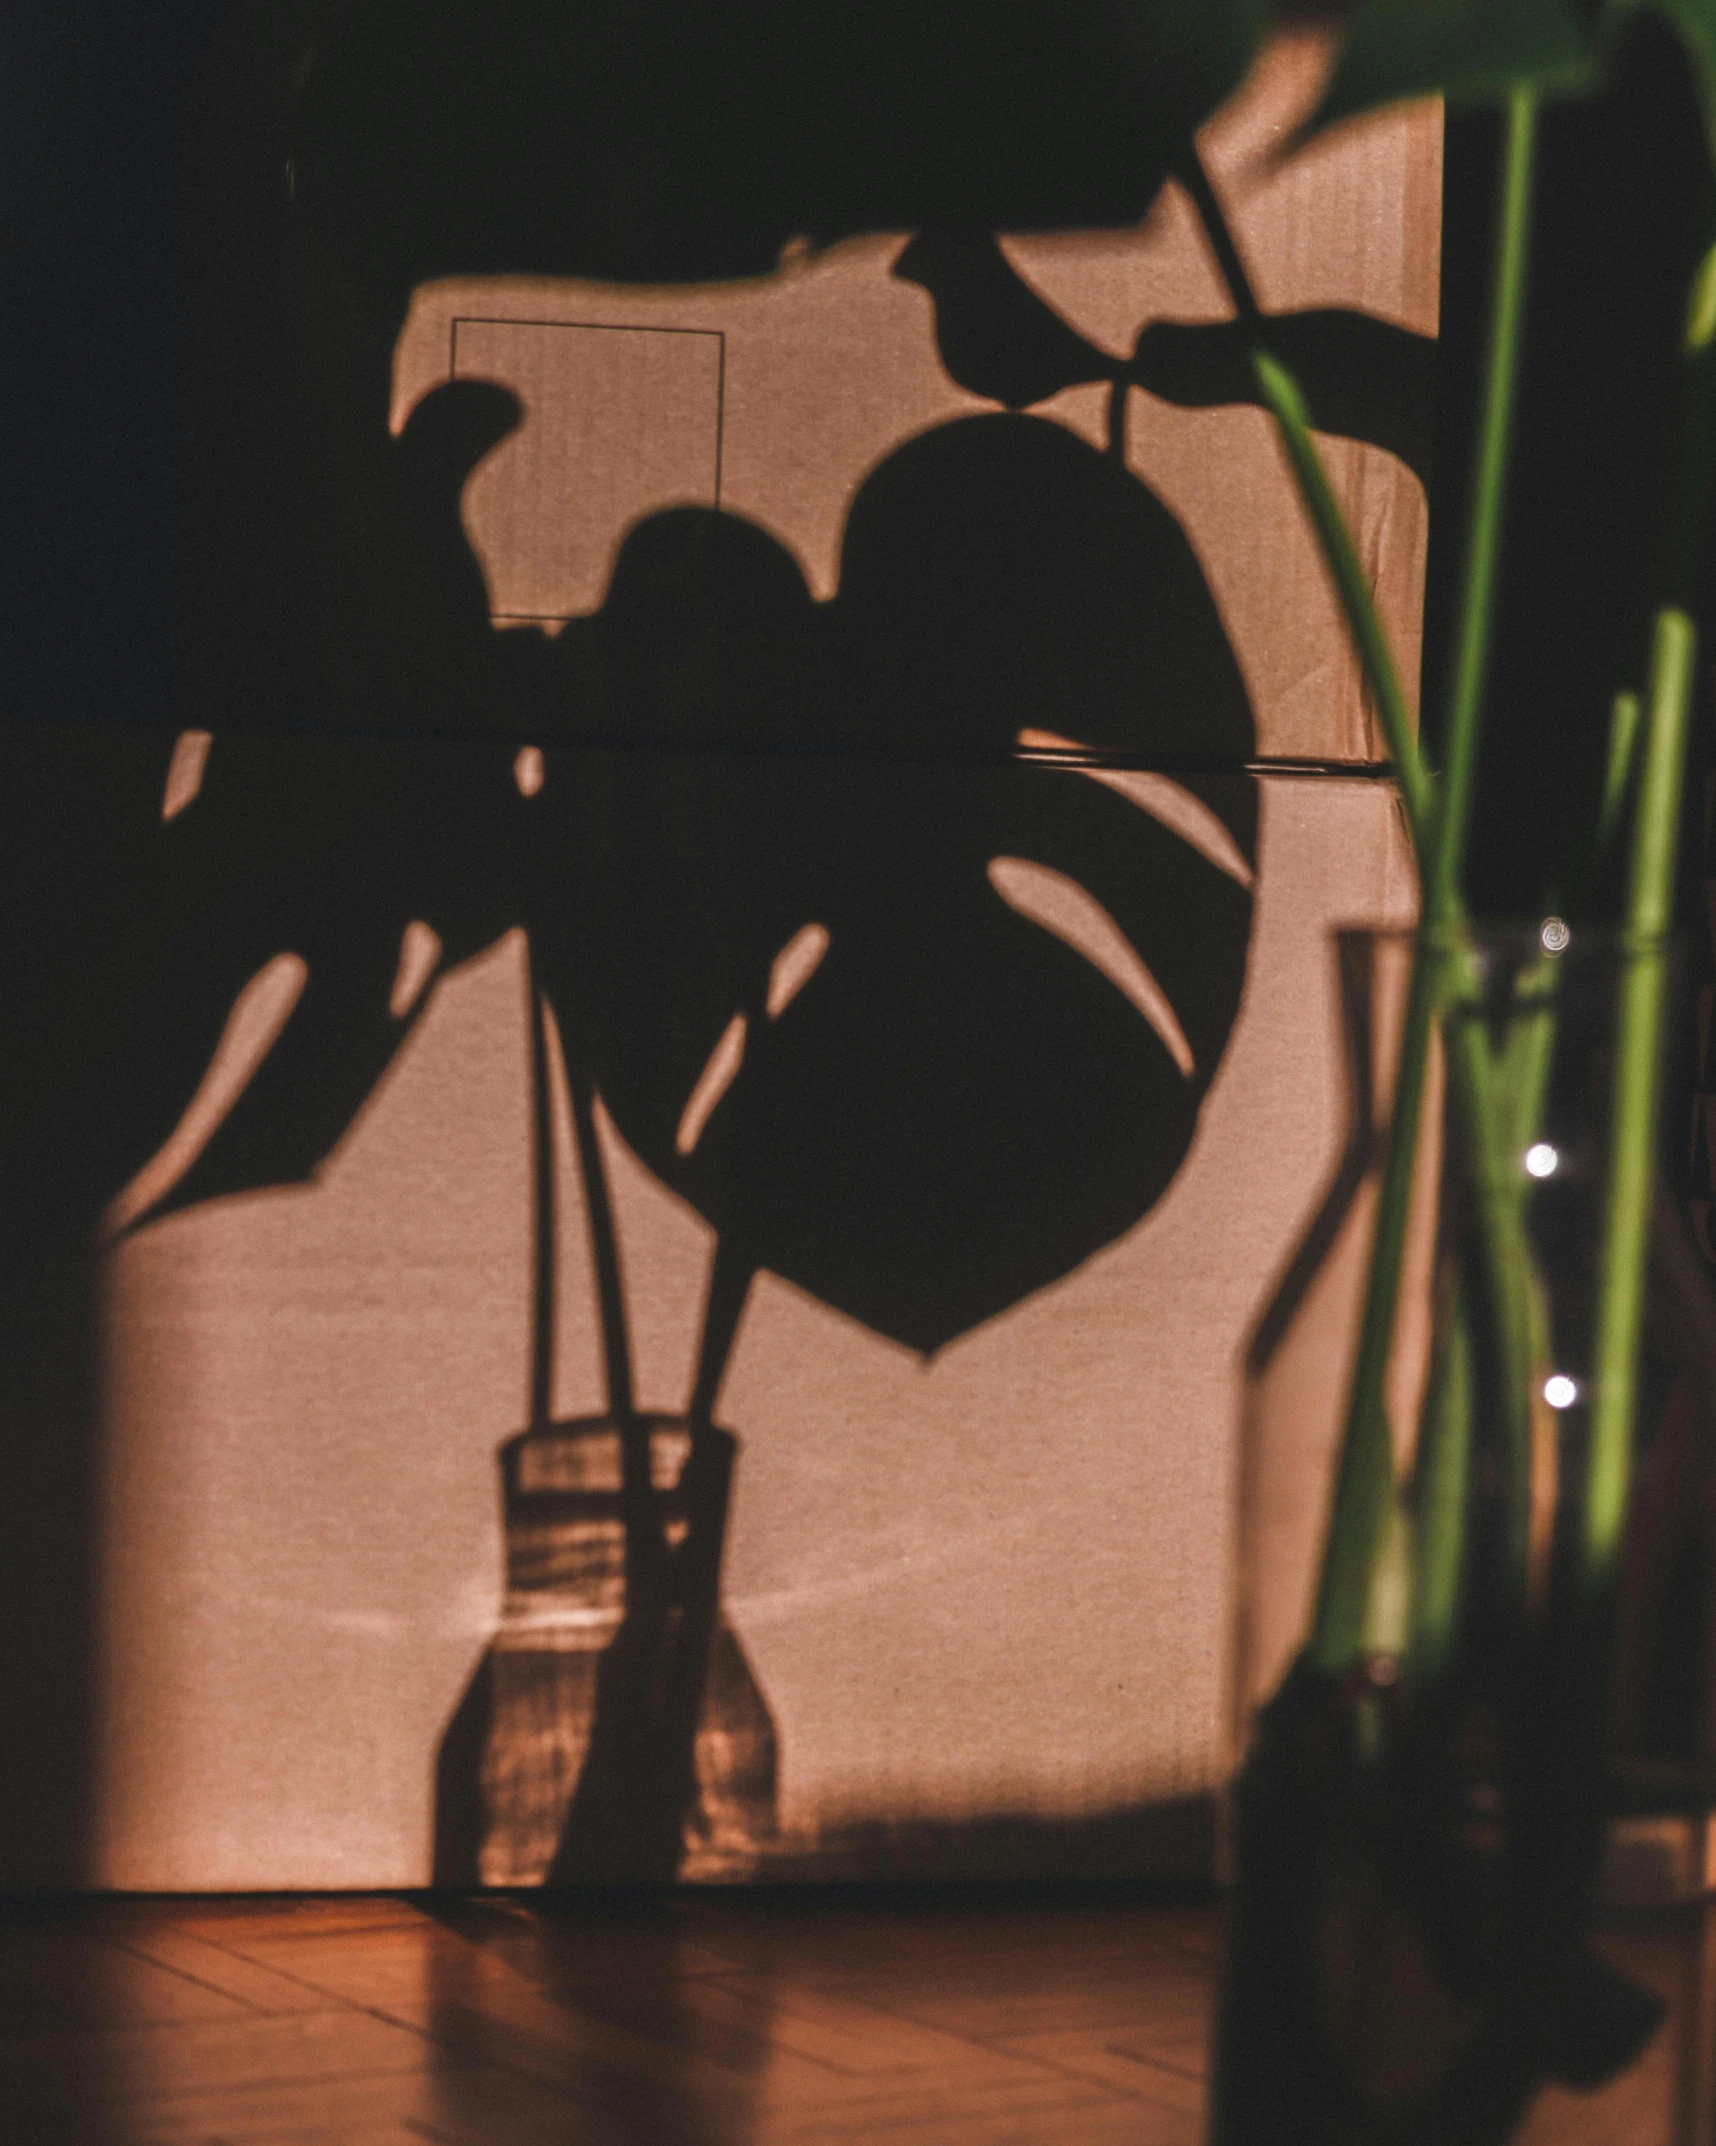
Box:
left=1198, top=4, right=1716, bottom=2137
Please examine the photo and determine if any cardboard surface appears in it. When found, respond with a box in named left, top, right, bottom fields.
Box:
left=391, top=35, right=1439, bottom=761
left=81, top=765, right=1411, bottom=1888
left=0, top=35, right=1439, bottom=1886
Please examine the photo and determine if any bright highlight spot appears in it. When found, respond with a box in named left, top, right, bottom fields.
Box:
left=1524, top=1143, right=1559, bottom=1179
left=1544, top=1375, right=1579, bottom=1411
left=1540, top=915, right=1570, bottom=954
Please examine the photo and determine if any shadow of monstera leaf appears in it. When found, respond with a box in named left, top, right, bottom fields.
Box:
left=548, top=748, right=1253, bottom=1355
left=533, top=410, right=1257, bottom=1352
left=832, top=413, right=1256, bottom=760
left=4, top=724, right=525, bottom=1262
left=53, top=389, right=541, bottom=1231
left=134, top=728, right=524, bottom=1220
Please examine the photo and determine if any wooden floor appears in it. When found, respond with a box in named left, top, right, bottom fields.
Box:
left=0, top=1888, right=1704, bottom=2144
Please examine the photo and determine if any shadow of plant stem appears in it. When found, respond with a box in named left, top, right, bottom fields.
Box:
left=522, top=928, right=752, bottom=1884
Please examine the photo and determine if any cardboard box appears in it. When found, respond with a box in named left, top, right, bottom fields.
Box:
left=0, top=35, right=1439, bottom=1886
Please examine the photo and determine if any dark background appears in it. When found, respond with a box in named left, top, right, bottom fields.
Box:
left=1427, top=13, right=1716, bottom=924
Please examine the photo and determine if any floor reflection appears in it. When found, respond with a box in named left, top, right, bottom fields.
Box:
left=2, top=1888, right=1715, bottom=2141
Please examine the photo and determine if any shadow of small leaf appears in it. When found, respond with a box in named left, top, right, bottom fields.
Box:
left=567, top=505, right=826, bottom=750
left=1131, top=310, right=1437, bottom=487
left=893, top=231, right=1116, bottom=409
left=106, top=729, right=527, bottom=1225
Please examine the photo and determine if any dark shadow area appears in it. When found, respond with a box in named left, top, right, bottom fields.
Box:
left=5, top=373, right=1271, bottom=1883
left=1428, top=16, right=1716, bottom=923
left=737, top=1794, right=1219, bottom=1886
left=5, top=4, right=1437, bottom=758
left=287, top=0, right=1252, bottom=290
left=1425, top=16, right=1716, bottom=1868
left=544, top=741, right=1255, bottom=1354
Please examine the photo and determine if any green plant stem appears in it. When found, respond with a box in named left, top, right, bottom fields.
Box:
left=1585, top=609, right=1697, bottom=1586
left=1310, top=935, right=1443, bottom=1667
left=1667, top=238, right=1716, bottom=611
left=1429, top=90, right=1537, bottom=924
left=1448, top=1007, right=1548, bottom=1609
left=1250, top=351, right=1434, bottom=852
left=1581, top=231, right=1716, bottom=1592
left=1411, top=1280, right=1474, bottom=1675
left=1599, top=691, right=1644, bottom=856
left=1218, top=106, right=1537, bottom=1665
left=1375, top=93, right=1542, bottom=1567
left=1193, top=108, right=1543, bottom=1666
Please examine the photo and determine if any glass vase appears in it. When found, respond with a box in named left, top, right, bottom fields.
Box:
left=1218, top=923, right=1696, bottom=2145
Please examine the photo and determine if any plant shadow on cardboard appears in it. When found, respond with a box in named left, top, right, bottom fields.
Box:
left=1, top=4, right=1447, bottom=1883
left=4, top=391, right=1276, bottom=1885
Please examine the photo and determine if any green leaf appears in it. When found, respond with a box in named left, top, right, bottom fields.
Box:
left=1637, top=0, right=1716, bottom=160
left=1318, top=0, right=1600, bottom=128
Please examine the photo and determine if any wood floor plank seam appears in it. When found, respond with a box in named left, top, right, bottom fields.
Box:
left=105, top=1938, right=308, bottom=2019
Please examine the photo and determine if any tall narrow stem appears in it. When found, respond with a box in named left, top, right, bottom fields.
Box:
left=1412, top=1281, right=1474, bottom=1674
left=524, top=945, right=555, bottom=1435
left=1429, top=89, right=1538, bottom=926
left=1186, top=153, right=1434, bottom=1666
left=1311, top=935, right=1440, bottom=1667
left=689, top=1237, right=754, bottom=1433
left=560, top=1023, right=637, bottom=1424
left=1251, top=353, right=1433, bottom=849
left=1179, top=143, right=1261, bottom=324
left=1190, top=115, right=1541, bottom=1670
left=1666, top=237, right=1716, bottom=612
left=1599, top=690, right=1645, bottom=857
left=1582, top=231, right=1716, bottom=1590
left=549, top=992, right=657, bottom=1597
left=1585, top=609, right=1697, bottom=1585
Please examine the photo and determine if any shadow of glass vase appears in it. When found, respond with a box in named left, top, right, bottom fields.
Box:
left=434, top=1412, right=778, bottom=1887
